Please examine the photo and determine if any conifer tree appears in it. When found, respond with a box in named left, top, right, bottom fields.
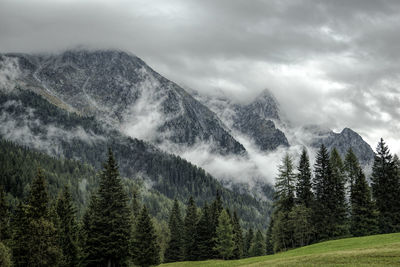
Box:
left=350, top=169, right=378, bottom=236
left=0, top=241, right=12, bottom=267
left=56, top=186, right=79, bottom=267
left=132, top=206, right=160, bottom=267
left=214, top=210, right=234, bottom=260
left=275, top=153, right=296, bottom=213
left=231, top=211, right=244, bottom=259
left=82, top=149, right=132, bottom=266
left=164, top=199, right=184, bottom=263
left=183, top=196, right=198, bottom=260
left=0, top=187, right=10, bottom=241
left=329, top=148, right=349, bottom=237
left=12, top=168, right=62, bottom=267
left=313, top=144, right=332, bottom=241
left=265, top=219, right=274, bottom=255
left=194, top=203, right=213, bottom=260
left=296, top=148, right=313, bottom=208
left=209, top=190, right=223, bottom=258
left=371, top=138, right=400, bottom=233
left=344, top=148, right=360, bottom=193
left=243, top=228, right=254, bottom=257
left=249, top=229, right=265, bottom=257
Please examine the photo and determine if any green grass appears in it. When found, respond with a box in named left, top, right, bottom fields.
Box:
left=162, top=233, right=400, bottom=266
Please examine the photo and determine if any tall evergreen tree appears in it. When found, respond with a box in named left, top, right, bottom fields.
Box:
left=209, top=190, right=223, bottom=258
left=231, top=211, right=244, bottom=259
left=350, top=169, right=378, bottom=236
left=371, top=138, right=400, bottom=233
left=249, top=229, right=265, bottom=257
left=214, top=210, right=234, bottom=260
left=329, top=148, right=349, bottom=237
left=164, top=199, right=184, bottom=263
left=344, top=148, right=360, bottom=193
left=243, top=228, right=254, bottom=258
left=0, top=187, right=10, bottom=241
left=275, top=153, right=296, bottom=213
left=12, top=168, right=62, bottom=267
left=296, top=148, right=314, bottom=208
left=132, top=206, right=160, bottom=267
left=265, top=218, right=274, bottom=255
left=56, top=186, right=79, bottom=267
left=312, top=144, right=332, bottom=241
left=194, top=203, right=213, bottom=260
left=183, top=196, right=198, bottom=260
left=82, top=149, right=132, bottom=266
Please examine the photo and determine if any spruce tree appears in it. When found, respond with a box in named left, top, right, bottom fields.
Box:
left=0, top=187, right=10, bottom=241
left=329, top=148, right=349, bottom=237
left=164, top=199, right=184, bottom=263
left=194, top=203, right=213, bottom=260
left=56, top=186, right=79, bottom=267
left=296, top=148, right=314, bottom=208
left=249, top=229, right=265, bottom=257
left=82, top=149, right=132, bottom=266
left=371, top=138, right=400, bottom=233
left=344, top=148, right=360, bottom=193
left=12, top=168, right=62, bottom=267
left=231, top=211, right=244, bottom=259
left=350, top=169, right=378, bottom=236
left=312, top=144, right=332, bottom=241
left=265, top=218, right=274, bottom=255
left=210, top=191, right=223, bottom=258
left=214, top=210, right=234, bottom=260
left=243, top=228, right=254, bottom=257
left=183, top=196, right=198, bottom=260
left=132, top=206, right=160, bottom=267
left=275, top=153, right=296, bottom=213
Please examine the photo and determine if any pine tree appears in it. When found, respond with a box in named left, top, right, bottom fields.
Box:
left=249, top=230, right=265, bottom=257
left=82, top=149, right=132, bottom=266
left=288, top=205, right=313, bottom=247
left=0, top=241, right=12, bottom=267
left=231, top=211, right=244, bottom=259
left=209, top=190, right=223, bottom=258
left=265, top=218, right=274, bottom=255
left=183, top=196, right=198, bottom=260
left=243, top=228, right=254, bottom=257
left=275, top=153, right=296, bottom=213
left=12, top=168, right=62, bottom=267
left=312, top=144, right=332, bottom=241
left=296, top=148, right=314, bottom=208
left=0, top=187, right=10, bottom=241
left=194, top=203, right=213, bottom=260
left=132, top=206, right=160, bottom=267
left=371, top=138, right=400, bottom=233
left=329, top=148, right=349, bottom=237
left=164, top=199, right=184, bottom=262
left=56, top=186, right=79, bottom=267
left=350, top=169, right=378, bottom=236
left=344, top=148, right=360, bottom=194
left=214, top=210, right=234, bottom=260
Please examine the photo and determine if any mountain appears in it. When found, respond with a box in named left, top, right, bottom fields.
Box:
left=1, top=50, right=245, bottom=155
left=306, top=125, right=375, bottom=165
left=0, top=88, right=270, bottom=229
left=193, top=90, right=289, bottom=151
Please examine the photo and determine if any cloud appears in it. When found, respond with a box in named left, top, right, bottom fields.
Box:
left=0, top=0, right=399, bottom=155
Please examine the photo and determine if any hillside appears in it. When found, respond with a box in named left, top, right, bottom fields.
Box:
left=162, top=233, right=400, bottom=266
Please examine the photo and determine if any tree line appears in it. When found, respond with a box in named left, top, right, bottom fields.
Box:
left=267, top=138, right=400, bottom=253
left=0, top=148, right=267, bottom=266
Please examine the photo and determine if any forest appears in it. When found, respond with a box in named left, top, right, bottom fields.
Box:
left=0, top=137, right=399, bottom=266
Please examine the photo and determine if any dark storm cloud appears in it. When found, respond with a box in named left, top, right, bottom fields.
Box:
left=0, top=0, right=399, bottom=152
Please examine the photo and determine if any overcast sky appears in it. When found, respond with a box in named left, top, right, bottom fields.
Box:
left=1, top=0, right=399, bottom=154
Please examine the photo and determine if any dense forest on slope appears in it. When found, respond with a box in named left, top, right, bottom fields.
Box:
left=0, top=89, right=271, bottom=228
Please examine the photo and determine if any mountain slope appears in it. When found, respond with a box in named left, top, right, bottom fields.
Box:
left=1, top=50, right=245, bottom=155
left=0, top=89, right=270, bottom=228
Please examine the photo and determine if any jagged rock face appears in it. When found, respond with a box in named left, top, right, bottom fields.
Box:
left=232, top=90, right=289, bottom=151
left=1, top=50, right=245, bottom=155
left=310, top=127, right=375, bottom=165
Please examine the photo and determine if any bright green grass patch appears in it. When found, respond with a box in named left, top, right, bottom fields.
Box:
left=162, top=233, right=400, bottom=266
